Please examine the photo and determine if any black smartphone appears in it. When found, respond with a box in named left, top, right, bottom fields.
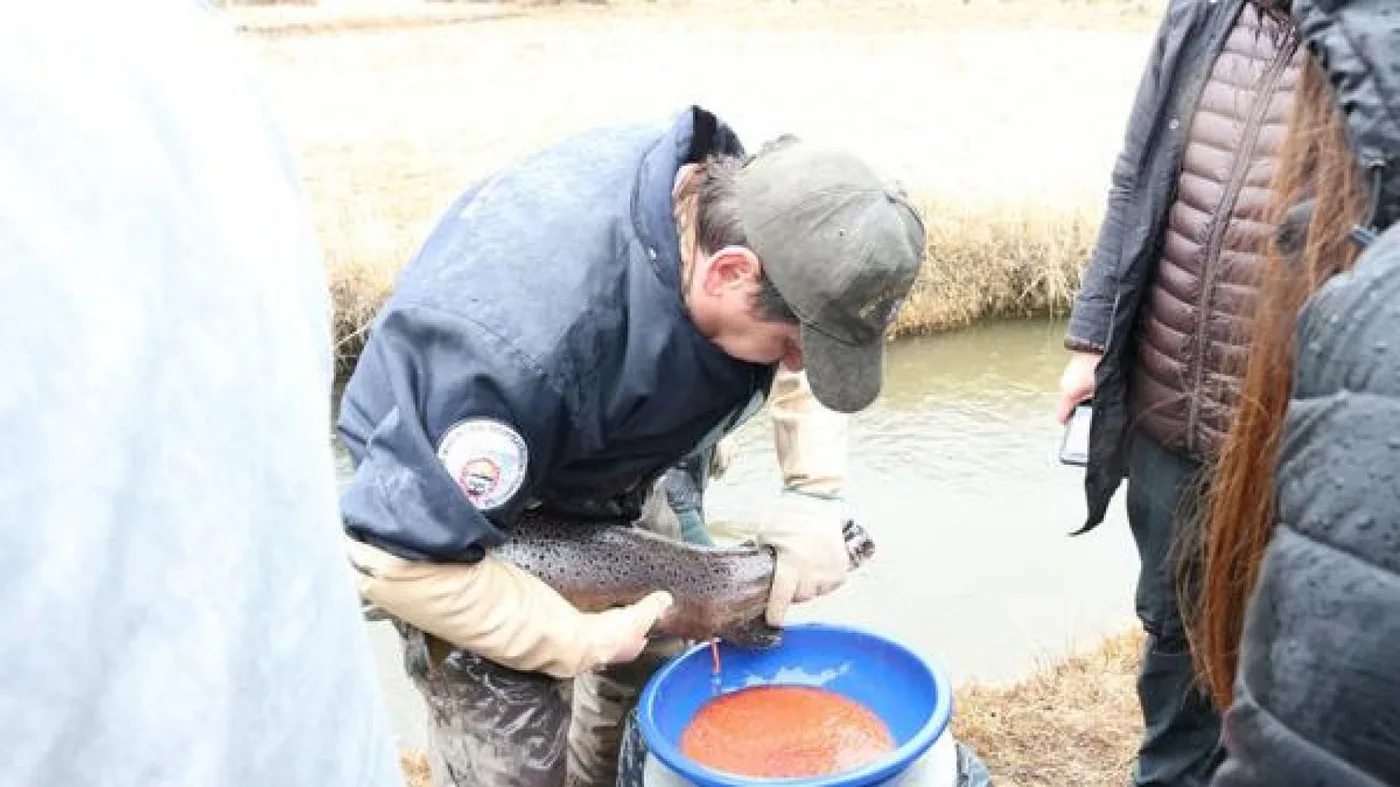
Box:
left=1059, top=400, right=1092, bottom=467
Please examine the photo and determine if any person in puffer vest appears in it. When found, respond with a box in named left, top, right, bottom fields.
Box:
left=1055, top=1, right=1302, bottom=784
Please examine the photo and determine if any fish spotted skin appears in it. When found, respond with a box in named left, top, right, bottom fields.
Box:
left=493, top=514, right=877, bottom=649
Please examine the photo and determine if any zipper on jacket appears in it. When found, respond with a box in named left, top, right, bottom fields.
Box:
left=1183, top=31, right=1299, bottom=455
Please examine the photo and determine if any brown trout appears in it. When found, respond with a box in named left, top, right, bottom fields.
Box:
left=493, top=514, right=876, bottom=649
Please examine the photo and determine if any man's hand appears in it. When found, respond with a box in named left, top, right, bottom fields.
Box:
left=579, top=590, right=675, bottom=668
left=347, top=536, right=674, bottom=679
left=1055, top=351, right=1104, bottom=424
left=754, top=491, right=849, bottom=627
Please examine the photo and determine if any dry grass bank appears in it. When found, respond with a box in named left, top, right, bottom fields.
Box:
left=395, top=630, right=1144, bottom=786
left=953, top=630, right=1143, bottom=786
left=232, top=1, right=1158, bottom=375
left=319, top=192, right=1100, bottom=375
left=896, top=198, right=1099, bottom=340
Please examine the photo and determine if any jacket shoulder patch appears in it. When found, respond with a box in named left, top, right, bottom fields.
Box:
left=436, top=418, right=529, bottom=511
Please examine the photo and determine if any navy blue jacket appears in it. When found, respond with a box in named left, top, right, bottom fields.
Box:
left=338, top=107, right=775, bottom=562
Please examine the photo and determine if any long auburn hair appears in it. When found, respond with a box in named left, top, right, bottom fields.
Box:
left=1187, top=53, right=1369, bottom=709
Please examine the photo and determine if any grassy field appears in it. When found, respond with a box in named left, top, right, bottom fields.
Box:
left=231, top=0, right=1161, bottom=374
left=395, top=630, right=1145, bottom=786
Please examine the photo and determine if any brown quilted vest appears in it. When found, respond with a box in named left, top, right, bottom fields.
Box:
left=1130, top=5, right=1302, bottom=459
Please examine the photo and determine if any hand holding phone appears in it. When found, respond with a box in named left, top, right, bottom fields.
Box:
left=1059, top=400, right=1092, bottom=467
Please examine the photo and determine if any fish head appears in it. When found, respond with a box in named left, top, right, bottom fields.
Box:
left=718, top=615, right=784, bottom=650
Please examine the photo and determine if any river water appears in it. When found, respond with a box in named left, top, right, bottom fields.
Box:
left=335, top=318, right=1138, bottom=750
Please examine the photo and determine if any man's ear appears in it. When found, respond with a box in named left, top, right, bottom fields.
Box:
left=701, top=246, right=762, bottom=293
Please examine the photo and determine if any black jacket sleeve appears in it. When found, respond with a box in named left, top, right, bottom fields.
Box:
left=1066, top=3, right=1179, bottom=352
left=1211, top=226, right=1400, bottom=787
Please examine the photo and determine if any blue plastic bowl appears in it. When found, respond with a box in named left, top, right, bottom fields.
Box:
left=637, top=622, right=953, bottom=786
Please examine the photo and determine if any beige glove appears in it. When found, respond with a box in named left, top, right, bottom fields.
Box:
left=770, top=365, right=848, bottom=497
left=754, top=491, right=850, bottom=626
left=346, top=537, right=673, bottom=680
left=756, top=366, right=852, bottom=626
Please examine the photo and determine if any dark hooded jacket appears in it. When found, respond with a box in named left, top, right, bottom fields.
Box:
left=1210, top=1, right=1400, bottom=784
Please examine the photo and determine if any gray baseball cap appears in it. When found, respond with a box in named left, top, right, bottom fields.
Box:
left=736, top=139, right=926, bottom=413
